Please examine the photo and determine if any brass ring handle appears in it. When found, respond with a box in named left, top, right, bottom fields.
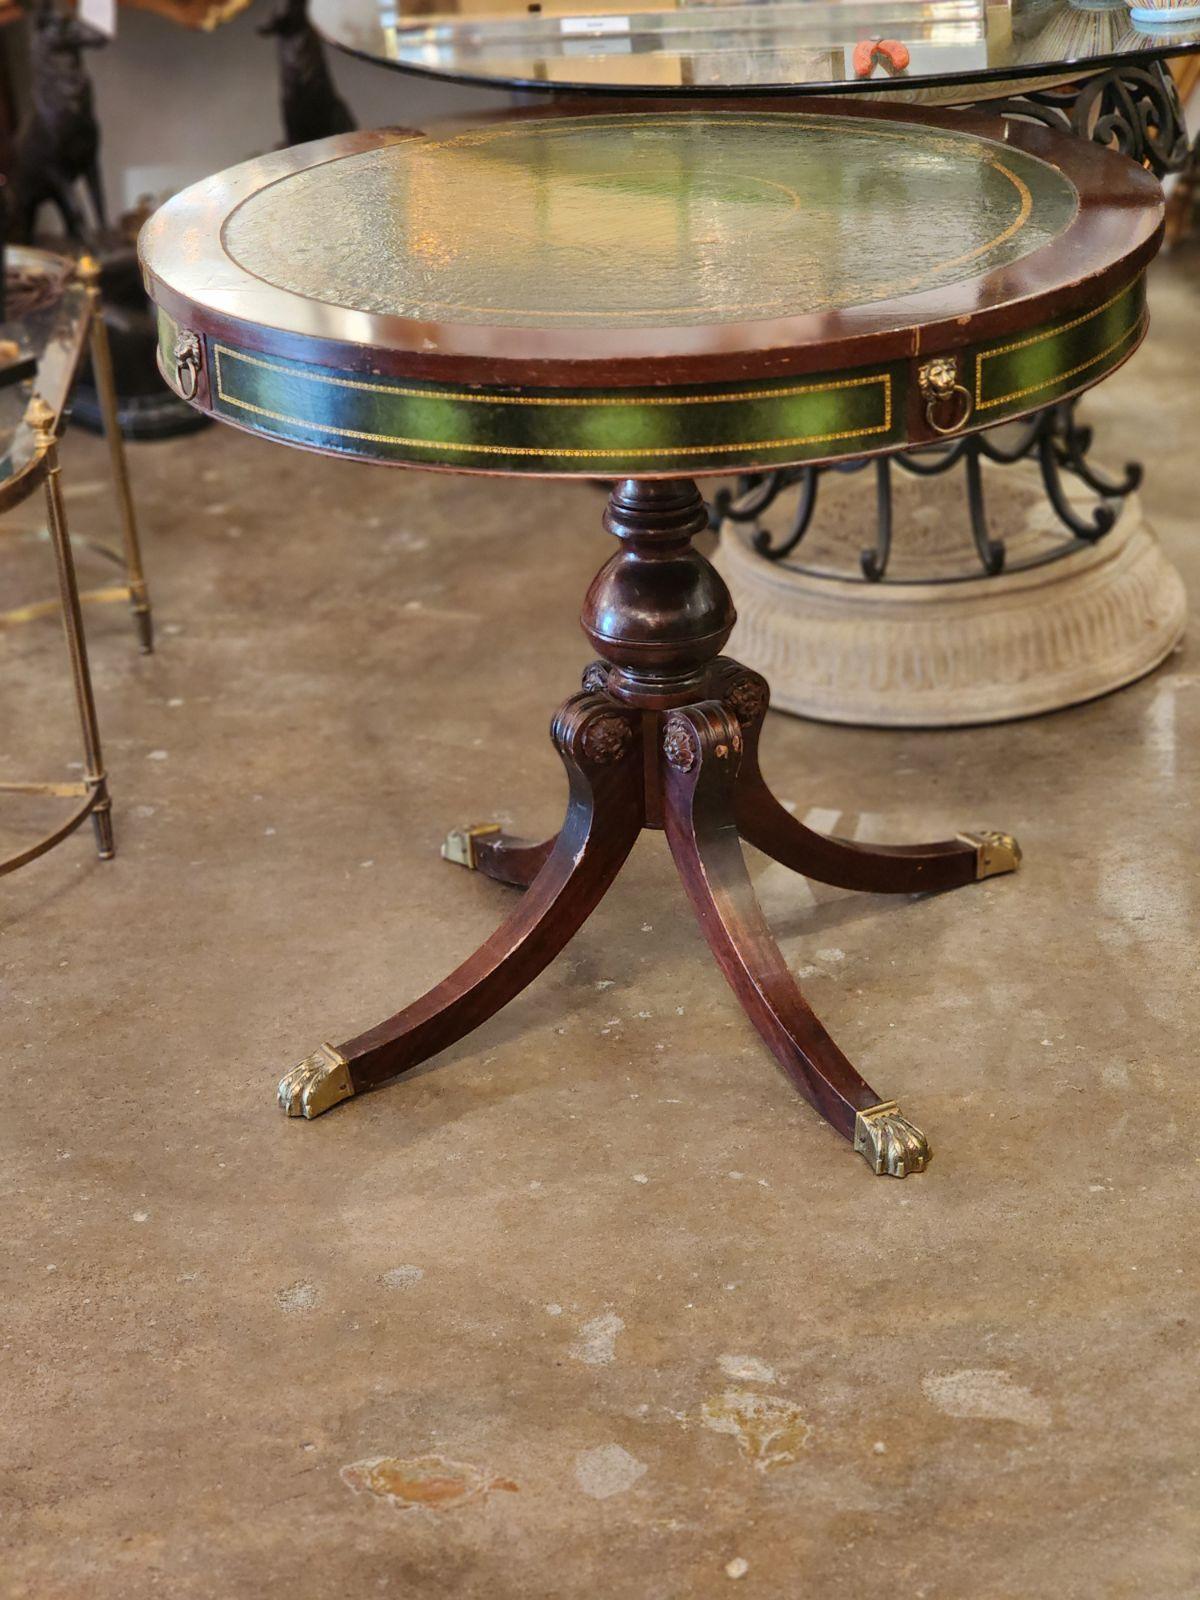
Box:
left=924, top=382, right=973, bottom=436
left=174, top=332, right=201, bottom=401
left=176, top=360, right=198, bottom=401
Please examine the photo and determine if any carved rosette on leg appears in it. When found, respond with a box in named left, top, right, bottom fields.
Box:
left=580, top=709, right=634, bottom=766
left=278, top=1042, right=354, bottom=1118
left=853, top=1100, right=931, bottom=1178
left=552, top=690, right=638, bottom=769
left=712, top=659, right=771, bottom=731
left=662, top=713, right=699, bottom=772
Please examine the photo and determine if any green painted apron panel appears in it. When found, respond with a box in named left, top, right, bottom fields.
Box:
left=201, top=338, right=904, bottom=473
left=156, top=270, right=1145, bottom=475
left=973, top=276, right=1145, bottom=416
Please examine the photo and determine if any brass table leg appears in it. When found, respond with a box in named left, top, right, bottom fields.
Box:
left=81, top=255, right=153, bottom=654
left=12, top=399, right=115, bottom=864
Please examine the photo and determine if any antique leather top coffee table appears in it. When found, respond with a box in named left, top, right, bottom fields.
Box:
left=140, top=103, right=1162, bottom=1175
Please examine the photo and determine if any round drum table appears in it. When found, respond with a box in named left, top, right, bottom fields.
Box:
left=140, top=102, right=1162, bottom=1175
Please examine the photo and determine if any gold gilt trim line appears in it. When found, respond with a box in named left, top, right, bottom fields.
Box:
left=978, top=280, right=1136, bottom=363
left=211, top=351, right=894, bottom=459
left=975, top=279, right=1142, bottom=406
left=975, top=311, right=1145, bottom=412
left=428, top=112, right=999, bottom=152
left=212, top=388, right=894, bottom=457
left=213, top=344, right=888, bottom=409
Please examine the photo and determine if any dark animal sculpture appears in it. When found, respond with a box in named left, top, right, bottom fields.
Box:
left=258, top=0, right=356, bottom=148
left=9, top=1, right=108, bottom=242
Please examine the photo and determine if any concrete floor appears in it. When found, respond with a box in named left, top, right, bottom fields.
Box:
left=3, top=253, right=1199, bottom=1599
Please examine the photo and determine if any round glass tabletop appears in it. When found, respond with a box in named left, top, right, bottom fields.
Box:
left=311, top=0, right=1200, bottom=98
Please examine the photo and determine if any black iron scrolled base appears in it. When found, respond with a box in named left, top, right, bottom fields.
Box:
left=719, top=396, right=1143, bottom=583
left=714, top=59, right=1184, bottom=587
left=277, top=480, right=1021, bottom=1176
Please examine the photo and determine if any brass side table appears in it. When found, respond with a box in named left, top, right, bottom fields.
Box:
left=0, top=250, right=153, bottom=874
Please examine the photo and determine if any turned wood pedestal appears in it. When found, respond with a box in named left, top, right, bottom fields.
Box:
left=277, top=478, right=1019, bottom=1175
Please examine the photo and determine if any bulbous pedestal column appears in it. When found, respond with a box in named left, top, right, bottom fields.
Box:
left=582, top=478, right=735, bottom=709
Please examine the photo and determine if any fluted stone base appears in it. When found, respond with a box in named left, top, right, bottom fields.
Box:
left=715, top=466, right=1186, bottom=728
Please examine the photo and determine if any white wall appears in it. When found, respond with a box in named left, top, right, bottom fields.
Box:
left=70, top=7, right=513, bottom=214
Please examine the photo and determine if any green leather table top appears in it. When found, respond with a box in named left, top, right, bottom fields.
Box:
left=139, top=105, right=1163, bottom=478
left=221, top=114, right=1075, bottom=329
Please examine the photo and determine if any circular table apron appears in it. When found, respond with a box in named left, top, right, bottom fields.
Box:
left=139, top=104, right=1162, bottom=481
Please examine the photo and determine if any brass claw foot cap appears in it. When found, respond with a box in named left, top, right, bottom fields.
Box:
left=958, top=830, right=1022, bottom=879
left=441, top=823, right=502, bottom=871
left=277, top=1043, right=354, bottom=1119
left=854, top=1101, right=931, bottom=1178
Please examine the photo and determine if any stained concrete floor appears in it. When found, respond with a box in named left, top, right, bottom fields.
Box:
left=3, top=252, right=1199, bottom=1600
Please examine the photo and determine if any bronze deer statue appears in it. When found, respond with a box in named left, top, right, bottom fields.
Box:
left=258, top=0, right=356, bottom=148
left=9, top=1, right=108, bottom=242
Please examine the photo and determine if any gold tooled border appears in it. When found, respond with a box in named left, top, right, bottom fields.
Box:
left=211, top=344, right=894, bottom=459
left=975, top=281, right=1143, bottom=411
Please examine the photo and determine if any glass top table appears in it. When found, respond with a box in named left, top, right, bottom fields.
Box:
left=0, top=250, right=87, bottom=507
left=311, top=0, right=1200, bottom=98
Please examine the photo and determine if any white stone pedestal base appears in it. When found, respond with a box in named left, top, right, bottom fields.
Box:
left=715, top=465, right=1187, bottom=728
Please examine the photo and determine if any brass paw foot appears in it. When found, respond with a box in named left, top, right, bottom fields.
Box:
left=853, top=1101, right=931, bottom=1178
left=957, top=830, right=1022, bottom=879
left=441, top=823, right=502, bottom=870
left=277, top=1043, right=354, bottom=1118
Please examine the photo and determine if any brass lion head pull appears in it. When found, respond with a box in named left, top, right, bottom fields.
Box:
left=174, top=330, right=202, bottom=401
left=919, top=356, right=973, bottom=436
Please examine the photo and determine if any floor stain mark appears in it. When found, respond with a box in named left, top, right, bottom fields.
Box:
left=276, top=1280, right=319, bottom=1313
left=574, top=1443, right=648, bottom=1500
left=569, top=1311, right=624, bottom=1366
left=718, top=1354, right=777, bottom=1384
left=922, top=1369, right=1051, bottom=1428
left=341, top=1455, right=519, bottom=1511
left=380, top=1265, right=424, bottom=1289
left=701, top=1389, right=812, bottom=1472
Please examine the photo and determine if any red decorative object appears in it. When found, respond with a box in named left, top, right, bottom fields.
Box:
left=853, top=38, right=911, bottom=79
